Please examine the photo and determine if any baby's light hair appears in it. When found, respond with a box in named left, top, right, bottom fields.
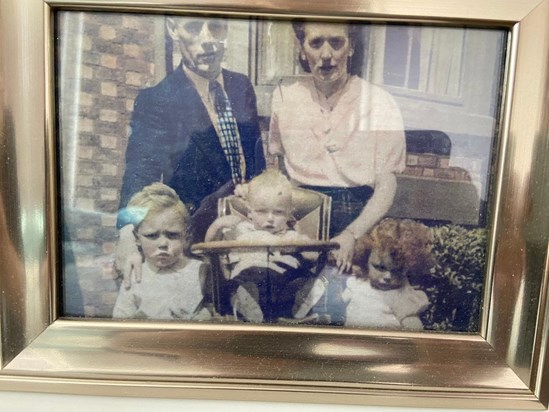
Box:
left=247, top=169, right=293, bottom=205
left=126, top=182, right=190, bottom=231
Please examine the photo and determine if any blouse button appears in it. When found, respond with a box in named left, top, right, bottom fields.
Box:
left=325, top=144, right=339, bottom=153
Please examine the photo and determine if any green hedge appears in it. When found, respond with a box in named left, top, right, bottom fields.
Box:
left=415, top=225, right=488, bottom=332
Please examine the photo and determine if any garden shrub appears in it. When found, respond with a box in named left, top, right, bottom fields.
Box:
left=414, top=225, right=488, bottom=332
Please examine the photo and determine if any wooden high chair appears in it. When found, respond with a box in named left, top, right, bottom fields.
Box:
left=191, top=187, right=338, bottom=321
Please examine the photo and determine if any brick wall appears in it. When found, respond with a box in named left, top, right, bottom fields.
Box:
left=404, top=153, right=474, bottom=182
left=60, top=12, right=158, bottom=317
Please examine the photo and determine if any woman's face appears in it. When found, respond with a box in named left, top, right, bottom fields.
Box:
left=300, top=23, right=353, bottom=85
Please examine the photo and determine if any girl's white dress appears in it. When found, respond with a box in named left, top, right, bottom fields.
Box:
left=113, top=258, right=209, bottom=320
left=343, top=277, right=429, bottom=329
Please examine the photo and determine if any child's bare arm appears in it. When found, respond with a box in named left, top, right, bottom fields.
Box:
left=112, top=285, right=137, bottom=318
left=234, top=183, right=249, bottom=199
left=204, top=215, right=245, bottom=242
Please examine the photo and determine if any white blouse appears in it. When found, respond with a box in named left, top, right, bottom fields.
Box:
left=269, top=76, right=406, bottom=188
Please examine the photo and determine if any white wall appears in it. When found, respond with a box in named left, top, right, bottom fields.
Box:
left=0, top=392, right=529, bottom=412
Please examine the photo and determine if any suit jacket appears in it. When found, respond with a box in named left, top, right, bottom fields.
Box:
left=118, top=65, right=265, bottom=238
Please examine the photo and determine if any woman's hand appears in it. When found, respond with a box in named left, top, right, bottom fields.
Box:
left=114, top=224, right=143, bottom=289
left=234, top=183, right=249, bottom=199
left=331, top=230, right=356, bottom=274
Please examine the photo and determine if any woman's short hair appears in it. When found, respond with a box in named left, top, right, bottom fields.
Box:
left=291, top=20, right=365, bottom=75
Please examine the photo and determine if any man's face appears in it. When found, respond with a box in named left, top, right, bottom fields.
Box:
left=168, top=17, right=228, bottom=79
left=248, top=189, right=291, bottom=234
left=301, top=23, right=353, bottom=85
left=136, top=207, right=187, bottom=271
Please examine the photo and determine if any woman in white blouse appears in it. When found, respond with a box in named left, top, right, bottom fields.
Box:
left=268, top=21, right=406, bottom=275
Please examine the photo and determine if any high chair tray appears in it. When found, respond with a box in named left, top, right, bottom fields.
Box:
left=191, top=240, right=339, bottom=254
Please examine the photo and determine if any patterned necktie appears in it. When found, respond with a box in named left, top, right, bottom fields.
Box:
left=209, top=80, right=243, bottom=184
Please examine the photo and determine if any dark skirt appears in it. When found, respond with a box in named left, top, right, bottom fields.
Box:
left=300, top=185, right=374, bottom=237
left=300, top=185, right=374, bottom=325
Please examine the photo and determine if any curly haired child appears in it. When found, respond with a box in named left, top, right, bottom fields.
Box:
left=342, top=218, right=435, bottom=329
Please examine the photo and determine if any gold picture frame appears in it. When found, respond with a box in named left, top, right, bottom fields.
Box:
left=0, top=0, right=548, bottom=409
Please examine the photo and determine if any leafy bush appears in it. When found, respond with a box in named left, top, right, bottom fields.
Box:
left=416, top=225, right=488, bottom=332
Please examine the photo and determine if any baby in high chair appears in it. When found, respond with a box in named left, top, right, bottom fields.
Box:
left=343, top=218, right=434, bottom=330
left=205, top=169, right=323, bottom=323
left=113, top=183, right=212, bottom=320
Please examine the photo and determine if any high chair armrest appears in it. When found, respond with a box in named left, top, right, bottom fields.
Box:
left=191, top=240, right=339, bottom=255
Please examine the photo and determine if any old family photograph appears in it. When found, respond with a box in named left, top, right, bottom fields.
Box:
left=57, top=12, right=506, bottom=331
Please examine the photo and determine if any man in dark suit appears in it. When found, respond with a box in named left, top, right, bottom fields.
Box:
left=116, top=16, right=265, bottom=287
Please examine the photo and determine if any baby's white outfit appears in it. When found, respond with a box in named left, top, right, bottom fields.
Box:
left=225, top=221, right=309, bottom=278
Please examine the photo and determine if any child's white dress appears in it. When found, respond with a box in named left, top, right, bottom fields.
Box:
left=342, top=277, right=429, bottom=329
left=112, top=258, right=209, bottom=320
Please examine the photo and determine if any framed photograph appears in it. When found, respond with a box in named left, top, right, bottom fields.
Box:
left=1, top=0, right=548, bottom=409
